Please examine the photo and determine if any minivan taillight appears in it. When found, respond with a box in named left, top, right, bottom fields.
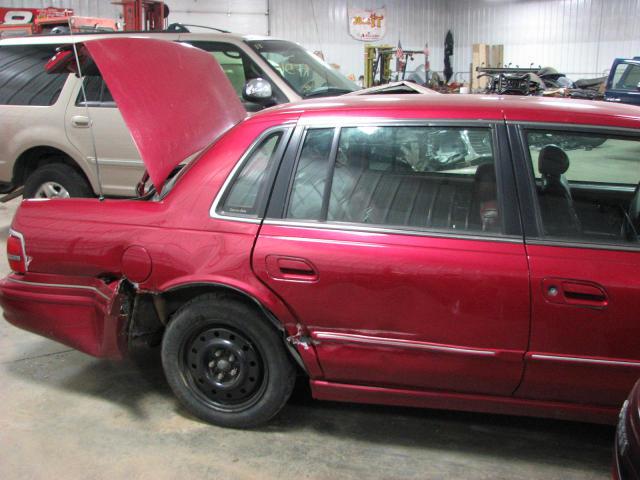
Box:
left=7, top=231, right=27, bottom=274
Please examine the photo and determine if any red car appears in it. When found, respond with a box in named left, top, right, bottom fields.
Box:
left=614, top=378, right=640, bottom=480
left=2, top=38, right=640, bottom=428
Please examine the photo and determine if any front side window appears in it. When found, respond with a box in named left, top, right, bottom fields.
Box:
left=218, top=131, right=283, bottom=218
left=184, top=41, right=286, bottom=107
left=0, top=45, right=67, bottom=106
left=286, top=125, right=501, bottom=234
left=247, top=40, right=358, bottom=98
left=525, top=130, right=640, bottom=244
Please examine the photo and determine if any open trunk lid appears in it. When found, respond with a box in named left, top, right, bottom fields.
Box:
left=80, top=37, right=246, bottom=189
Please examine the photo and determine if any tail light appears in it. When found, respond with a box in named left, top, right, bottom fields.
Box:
left=7, top=230, right=27, bottom=274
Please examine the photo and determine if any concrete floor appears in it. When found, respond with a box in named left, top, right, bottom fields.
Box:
left=0, top=198, right=614, bottom=480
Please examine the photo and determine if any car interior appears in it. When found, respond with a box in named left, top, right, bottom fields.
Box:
left=528, top=134, right=640, bottom=244
left=287, top=127, right=501, bottom=234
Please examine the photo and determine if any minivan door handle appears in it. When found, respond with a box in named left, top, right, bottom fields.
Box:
left=71, top=115, right=91, bottom=128
left=265, top=255, right=319, bottom=282
left=542, top=278, right=608, bottom=308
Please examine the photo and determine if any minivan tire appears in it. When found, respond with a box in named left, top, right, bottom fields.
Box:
left=23, top=162, right=94, bottom=199
left=161, top=294, right=296, bottom=428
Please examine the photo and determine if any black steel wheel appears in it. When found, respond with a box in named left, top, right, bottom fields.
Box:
left=182, top=326, right=266, bottom=411
left=161, top=294, right=296, bottom=428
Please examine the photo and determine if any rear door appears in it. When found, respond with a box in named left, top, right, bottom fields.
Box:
left=509, top=124, right=640, bottom=407
left=64, top=74, right=142, bottom=196
left=252, top=121, right=530, bottom=396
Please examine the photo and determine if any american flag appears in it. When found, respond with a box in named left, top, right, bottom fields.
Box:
left=396, top=39, right=404, bottom=59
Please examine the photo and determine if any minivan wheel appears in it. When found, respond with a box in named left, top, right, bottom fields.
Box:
left=23, top=163, right=94, bottom=199
left=161, top=295, right=296, bottom=428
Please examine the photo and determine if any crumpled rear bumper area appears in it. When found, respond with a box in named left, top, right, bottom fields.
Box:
left=0, top=273, right=126, bottom=359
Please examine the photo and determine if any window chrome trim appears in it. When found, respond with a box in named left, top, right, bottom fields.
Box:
left=263, top=219, right=523, bottom=244
left=209, top=125, right=293, bottom=224
left=530, top=353, right=640, bottom=368
left=296, top=117, right=503, bottom=128
left=6, top=276, right=111, bottom=301
left=506, top=121, right=640, bottom=136
left=314, top=332, right=497, bottom=357
left=526, top=238, right=640, bottom=253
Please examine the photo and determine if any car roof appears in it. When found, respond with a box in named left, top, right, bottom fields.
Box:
left=0, top=30, right=265, bottom=46
left=256, top=94, right=640, bottom=129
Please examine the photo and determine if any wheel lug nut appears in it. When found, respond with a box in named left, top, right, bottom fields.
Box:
left=228, top=354, right=235, bottom=362
left=217, top=372, right=224, bottom=381
left=230, top=368, right=238, bottom=376
left=208, top=360, right=216, bottom=369
left=215, top=350, right=223, bottom=357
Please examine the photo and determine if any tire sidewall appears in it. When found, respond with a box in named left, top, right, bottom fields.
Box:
left=161, top=298, right=295, bottom=428
left=24, top=163, right=94, bottom=198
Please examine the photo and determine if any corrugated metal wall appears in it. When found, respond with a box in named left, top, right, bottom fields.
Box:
left=2, top=0, right=119, bottom=18
left=269, top=0, right=640, bottom=82
left=269, top=0, right=449, bottom=81
left=4, top=0, right=639, bottom=81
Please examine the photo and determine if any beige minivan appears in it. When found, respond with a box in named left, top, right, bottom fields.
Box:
left=0, top=31, right=358, bottom=198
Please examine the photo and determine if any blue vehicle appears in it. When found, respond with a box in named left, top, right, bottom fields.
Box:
left=605, top=57, right=640, bottom=106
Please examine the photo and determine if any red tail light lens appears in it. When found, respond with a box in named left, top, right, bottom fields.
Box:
left=7, top=231, right=27, bottom=274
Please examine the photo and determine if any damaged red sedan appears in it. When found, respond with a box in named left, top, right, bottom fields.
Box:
left=2, top=38, right=640, bottom=428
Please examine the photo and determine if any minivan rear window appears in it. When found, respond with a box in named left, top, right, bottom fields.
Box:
left=0, top=45, right=68, bottom=106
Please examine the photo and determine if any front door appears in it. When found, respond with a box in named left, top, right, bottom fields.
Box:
left=511, top=125, right=640, bottom=407
left=605, top=60, right=640, bottom=106
left=253, top=122, right=530, bottom=396
left=65, top=74, right=143, bottom=196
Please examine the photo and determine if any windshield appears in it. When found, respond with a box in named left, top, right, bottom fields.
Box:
left=247, top=39, right=358, bottom=98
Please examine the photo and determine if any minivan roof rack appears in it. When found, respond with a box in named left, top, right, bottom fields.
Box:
left=165, top=23, right=230, bottom=34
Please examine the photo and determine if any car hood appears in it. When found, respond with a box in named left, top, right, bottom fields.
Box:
left=82, top=37, right=246, bottom=189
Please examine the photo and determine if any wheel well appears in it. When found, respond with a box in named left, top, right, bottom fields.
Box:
left=162, top=284, right=283, bottom=330
left=127, top=283, right=308, bottom=374
left=13, top=146, right=90, bottom=188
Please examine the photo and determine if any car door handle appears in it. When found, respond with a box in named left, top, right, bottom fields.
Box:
left=71, top=115, right=91, bottom=128
left=265, top=255, right=319, bottom=282
left=542, top=278, right=608, bottom=308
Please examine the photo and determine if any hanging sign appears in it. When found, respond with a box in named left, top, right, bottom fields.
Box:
left=348, top=7, right=386, bottom=41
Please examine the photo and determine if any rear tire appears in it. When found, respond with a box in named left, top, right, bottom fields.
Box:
left=161, top=294, right=296, bottom=428
left=23, top=162, right=94, bottom=199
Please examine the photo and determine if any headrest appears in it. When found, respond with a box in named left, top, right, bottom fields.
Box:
left=475, top=163, right=496, bottom=181
left=538, top=145, right=569, bottom=176
left=346, top=143, right=369, bottom=170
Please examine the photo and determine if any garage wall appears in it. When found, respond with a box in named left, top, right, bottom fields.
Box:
left=445, top=0, right=640, bottom=81
left=1, top=0, right=268, bottom=34
left=4, top=0, right=639, bottom=82
left=268, top=0, right=449, bottom=82
left=1, top=0, right=119, bottom=18
left=166, top=0, right=268, bottom=35
left=269, top=0, right=640, bottom=82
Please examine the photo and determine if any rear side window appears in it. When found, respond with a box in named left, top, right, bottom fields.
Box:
left=218, top=131, right=283, bottom=218
left=525, top=130, right=640, bottom=244
left=286, top=125, right=501, bottom=234
left=286, top=128, right=335, bottom=220
left=75, top=75, right=115, bottom=107
left=0, top=45, right=68, bottom=106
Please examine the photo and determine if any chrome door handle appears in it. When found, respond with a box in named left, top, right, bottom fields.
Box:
left=71, top=115, right=91, bottom=128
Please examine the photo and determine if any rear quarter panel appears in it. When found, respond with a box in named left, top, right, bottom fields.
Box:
left=10, top=116, right=300, bottom=331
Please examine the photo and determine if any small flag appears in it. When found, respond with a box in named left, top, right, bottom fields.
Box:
left=396, top=39, right=404, bottom=59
